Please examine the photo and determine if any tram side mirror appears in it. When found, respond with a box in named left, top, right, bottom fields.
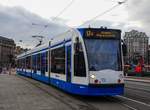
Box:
left=122, top=42, right=127, bottom=56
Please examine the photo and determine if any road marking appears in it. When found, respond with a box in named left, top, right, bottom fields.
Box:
left=122, top=103, right=138, bottom=110
left=105, top=96, right=138, bottom=110
left=125, top=78, right=150, bottom=83
left=118, top=95, right=150, bottom=107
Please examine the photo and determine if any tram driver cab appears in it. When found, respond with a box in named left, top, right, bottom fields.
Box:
left=76, top=28, right=124, bottom=86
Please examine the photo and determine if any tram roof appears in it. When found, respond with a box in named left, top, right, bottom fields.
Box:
left=17, top=28, right=77, bottom=59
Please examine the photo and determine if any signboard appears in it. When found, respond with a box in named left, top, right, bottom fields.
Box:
left=83, top=29, right=121, bottom=39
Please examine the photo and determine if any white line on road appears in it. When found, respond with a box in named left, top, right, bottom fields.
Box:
left=106, top=96, right=138, bottom=110
left=122, top=103, right=138, bottom=110
left=117, top=95, right=150, bottom=107
left=125, top=78, right=150, bottom=83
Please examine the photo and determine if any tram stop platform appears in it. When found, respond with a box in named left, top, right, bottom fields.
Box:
left=0, top=74, right=71, bottom=110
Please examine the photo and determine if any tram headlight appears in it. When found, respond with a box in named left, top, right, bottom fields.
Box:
left=90, top=74, right=95, bottom=79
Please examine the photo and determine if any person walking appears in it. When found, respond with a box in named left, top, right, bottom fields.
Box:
left=135, top=63, right=142, bottom=76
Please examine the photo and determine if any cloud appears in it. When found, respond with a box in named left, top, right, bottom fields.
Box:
left=1, top=0, right=149, bottom=49
left=50, top=17, right=69, bottom=25
left=0, top=4, right=69, bottom=48
left=126, top=0, right=150, bottom=36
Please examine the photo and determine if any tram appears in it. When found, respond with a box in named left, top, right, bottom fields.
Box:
left=17, top=27, right=125, bottom=96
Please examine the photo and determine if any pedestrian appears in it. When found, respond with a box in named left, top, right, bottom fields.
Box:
left=134, top=63, right=142, bottom=76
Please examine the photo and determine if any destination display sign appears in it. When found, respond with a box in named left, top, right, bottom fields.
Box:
left=83, top=29, right=121, bottom=39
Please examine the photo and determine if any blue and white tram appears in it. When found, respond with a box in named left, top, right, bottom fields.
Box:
left=17, top=27, right=124, bottom=96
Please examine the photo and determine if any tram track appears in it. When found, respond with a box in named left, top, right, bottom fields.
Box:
left=124, top=82, right=150, bottom=106
left=73, top=90, right=150, bottom=110
left=117, top=95, right=150, bottom=108
left=104, top=96, right=138, bottom=110
left=76, top=95, right=142, bottom=110
left=125, top=86, right=150, bottom=93
left=125, top=87, right=150, bottom=103
left=125, top=87, right=150, bottom=102
left=80, top=96, right=139, bottom=110
left=104, top=95, right=150, bottom=110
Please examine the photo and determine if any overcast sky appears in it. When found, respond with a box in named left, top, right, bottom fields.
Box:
left=0, top=0, right=149, bottom=48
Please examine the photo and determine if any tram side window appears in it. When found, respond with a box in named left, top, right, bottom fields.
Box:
left=20, top=60, right=22, bottom=69
left=37, top=54, right=41, bottom=71
left=17, top=59, right=21, bottom=69
left=20, top=58, right=25, bottom=70
left=20, top=59, right=23, bottom=69
left=22, top=58, right=26, bottom=69
left=74, top=42, right=86, bottom=77
left=19, top=60, right=21, bottom=68
left=41, top=52, right=48, bottom=75
left=32, top=55, right=37, bottom=73
left=17, top=60, right=20, bottom=68
left=51, top=46, right=65, bottom=74
left=46, top=52, right=48, bottom=72
left=26, top=56, right=31, bottom=69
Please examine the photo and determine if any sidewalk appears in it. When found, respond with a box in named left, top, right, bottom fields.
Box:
left=125, top=76, right=150, bottom=83
left=0, top=74, right=70, bottom=110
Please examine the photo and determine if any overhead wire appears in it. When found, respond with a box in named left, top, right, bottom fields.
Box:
left=16, top=0, right=74, bottom=48
left=52, top=0, right=74, bottom=21
left=31, top=0, right=127, bottom=46
left=79, top=0, right=128, bottom=27
left=38, top=0, right=74, bottom=36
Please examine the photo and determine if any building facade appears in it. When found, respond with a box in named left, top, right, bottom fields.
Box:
left=124, top=30, right=149, bottom=64
left=147, top=45, right=150, bottom=65
left=0, top=36, right=16, bottom=67
left=15, top=46, right=30, bottom=58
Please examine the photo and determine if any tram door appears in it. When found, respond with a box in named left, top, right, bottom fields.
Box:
left=66, top=46, right=71, bottom=83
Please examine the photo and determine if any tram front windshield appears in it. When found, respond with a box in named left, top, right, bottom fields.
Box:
left=84, top=39, right=121, bottom=71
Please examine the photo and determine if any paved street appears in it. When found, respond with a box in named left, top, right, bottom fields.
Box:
left=0, top=74, right=150, bottom=110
